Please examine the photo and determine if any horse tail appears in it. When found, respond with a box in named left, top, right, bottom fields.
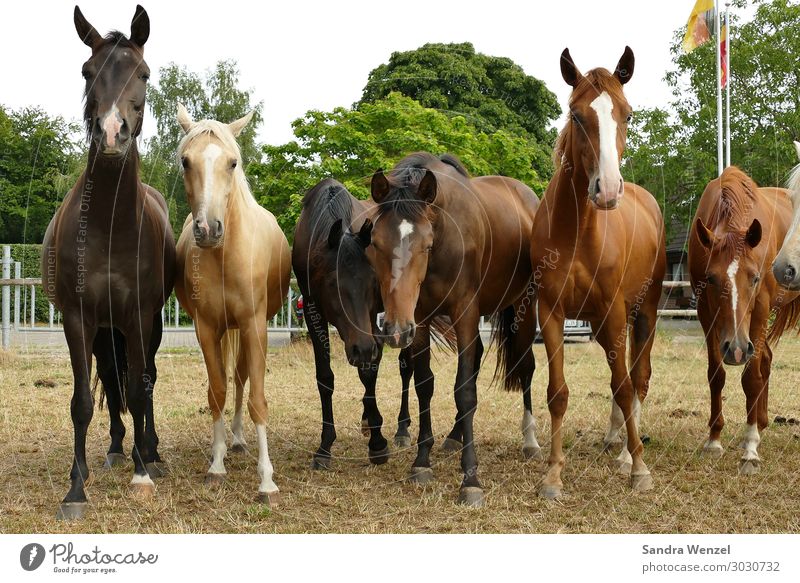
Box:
left=767, top=297, right=800, bottom=346
left=92, top=329, right=128, bottom=413
left=220, top=329, right=241, bottom=385
left=428, top=316, right=457, bottom=352
left=491, top=305, right=530, bottom=392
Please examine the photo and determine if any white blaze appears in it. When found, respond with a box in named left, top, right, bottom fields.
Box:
left=101, top=103, right=122, bottom=149
left=390, top=219, right=414, bottom=293
left=199, top=143, right=222, bottom=222
left=727, top=258, right=740, bottom=331
left=589, top=92, right=619, bottom=188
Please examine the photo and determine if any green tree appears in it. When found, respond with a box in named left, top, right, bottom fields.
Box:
left=0, top=106, right=83, bottom=243
left=143, top=60, right=264, bottom=234
left=250, top=92, right=548, bottom=238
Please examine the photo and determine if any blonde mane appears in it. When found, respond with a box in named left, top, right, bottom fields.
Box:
left=788, top=162, right=800, bottom=208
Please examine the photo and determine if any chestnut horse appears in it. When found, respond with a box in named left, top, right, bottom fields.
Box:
left=174, top=106, right=290, bottom=505
left=689, top=166, right=800, bottom=474
left=42, top=6, right=176, bottom=519
left=531, top=47, right=666, bottom=499
left=369, top=152, right=541, bottom=507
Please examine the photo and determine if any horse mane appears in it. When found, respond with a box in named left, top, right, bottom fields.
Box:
left=302, top=179, right=353, bottom=246
left=177, top=119, right=256, bottom=205
left=440, top=153, right=470, bottom=177
left=787, top=161, right=800, bottom=207
left=707, top=166, right=759, bottom=261
left=554, top=68, right=627, bottom=170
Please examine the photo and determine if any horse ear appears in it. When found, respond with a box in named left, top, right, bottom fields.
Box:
left=229, top=110, right=255, bottom=137
left=74, top=6, right=101, bottom=48
left=695, top=218, right=715, bottom=249
left=328, top=219, right=344, bottom=250
left=614, top=46, right=635, bottom=85
left=130, top=5, right=150, bottom=47
left=746, top=218, right=762, bottom=248
left=417, top=170, right=437, bottom=204
left=371, top=170, right=390, bottom=203
left=177, top=103, right=194, bottom=134
left=560, top=48, right=583, bottom=88
left=794, top=140, right=800, bottom=161
left=357, top=219, right=373, bottom=248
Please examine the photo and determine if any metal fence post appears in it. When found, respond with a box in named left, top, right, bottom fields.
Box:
left=49, top=303, right=55, bottom=328
left=13, top=262, right=21, bottom=329
left=30, top=284, right=35, bottom=328
left=1, top=246, right=11, bottom=349
left=174, top=296, right=179, bottom=328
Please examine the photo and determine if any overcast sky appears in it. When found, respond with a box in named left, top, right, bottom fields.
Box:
left=2, top=1, right=746, bottom=145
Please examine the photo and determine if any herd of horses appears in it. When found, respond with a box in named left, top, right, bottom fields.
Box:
left=38, top=6, right=800, bottom=519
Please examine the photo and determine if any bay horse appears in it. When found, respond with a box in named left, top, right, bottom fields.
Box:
left=369, top=152, right=541, bottom=507
left=771, top=141, right=800, bottom=288
left=531, top=47, right=666, bottom=499
left=689, top=166, right=800, bottom=474
left=293, top=179, right=413, bottom=468
left=174, top=106, right=290, bottom=505
left=42, top=6, right=176, bottom=520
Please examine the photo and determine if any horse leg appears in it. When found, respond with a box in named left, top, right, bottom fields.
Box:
left=56, top=314, right=97, bottom=520
left=443, top=337, right=483, bottom=452
left=698, top=295, right=726, bottom=456
left=408, top=325, right=435, bottom=485
left=394, top=347, right=414, bottom=447
left=230, top=346, right=249, bottom=453
left=306, top=299, right=335, bottom=470
left=739, top=352, right=765, bottom=475
left=93, top=327, right=127, bottom=468
left=143, top=313, right=167, bottom=477
left=242, top=317, right=279, bottom=506
left=538, top=302, right=569, bottom=499
left=593, top=306, right=652, bottom=492
left=507, top=299, right=540, bottom=460
left=758, top=342, right=772, bottom=432
left=359, top=351, right=390, bottom=464
left=196, top=322, right=228, bottom=486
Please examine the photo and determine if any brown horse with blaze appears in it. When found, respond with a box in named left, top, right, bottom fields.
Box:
left=689, top=166, right=800, bottom=474
left=531, top=47, right=666, bottom=499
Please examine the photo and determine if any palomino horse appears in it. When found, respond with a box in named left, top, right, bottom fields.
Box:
left=771, top=141, right=800, bottom=288
left=532, top=47, right=666, bottom=499
left=42, top=6, right=176, bottom=519
left=293, top=179, right=453, bottom=469
left=174, top=106, right=290, bottom=505
left=369, top=152, right=541, bottom=507
left=689, top=166, right=799, bottom=474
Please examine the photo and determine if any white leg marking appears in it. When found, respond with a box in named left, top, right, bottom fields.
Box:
left=741, top=423, right=761, bottom=462
left=256, top=424, right=278, bottom=494
left=130, top=473, right=155, bottom=486
left=604, top=399, right=625, bottom=445
left=208, top=417, right=227, bottom=475
left=521, top=409, right=541, bottom=450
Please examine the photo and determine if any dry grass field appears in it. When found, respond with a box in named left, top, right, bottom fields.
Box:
left=1, top=324, right=800, bottom=534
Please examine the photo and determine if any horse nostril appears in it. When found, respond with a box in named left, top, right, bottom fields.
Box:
left=721, top=341, right=730, bottom=356
left=215, top=220, right=224, bottom=237
left=747, top=341, right=755, bottom=356
left=785, top=265, right=796, bottom=282
left=594, top=178, right=601, bottom=194
left=618, top=178, right=624, bottom=194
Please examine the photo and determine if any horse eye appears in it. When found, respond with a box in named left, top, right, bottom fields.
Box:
left=181, top=157, right=189, bottom=169
left=425, top=245, right=433, bottom=253
left=752, top=275, right=761, bottom=286
left=230, top=160, right=237, bottom=169
left=82, top=70, right=91, bottom=80
left=570, top=112, right=580, bottom=124
left=141, top=73, right=150, bottom=82
left=706, top=274, right=717, bottom=285
left=626, top=113, right=633, bottom=123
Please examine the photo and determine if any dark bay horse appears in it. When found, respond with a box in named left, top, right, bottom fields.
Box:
left=369, top=153, right=541, bottom=507
left=293, top=179, right=419, bottom=469
left=689, top=166, right=800, bottom=474
left=531, top=48, right=665, bottom=499
left=41, top=6, right=175, bottom=519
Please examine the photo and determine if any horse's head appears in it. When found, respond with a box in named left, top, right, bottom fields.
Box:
left=176, top=105, right=254, bottom=248
left=772, top=141, right=800, bottom=289
left=559, top=47, right=635, bottom=210
left=75, top=5, right=151, bottom=158
left=321, top=218, right=381, bottom=366
left=695, top=217, right=764, bottom=365
left=369, top=167, right=437, bottom=349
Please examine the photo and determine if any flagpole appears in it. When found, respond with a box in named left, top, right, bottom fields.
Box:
left=725, top=1, right=731, bottom=168
left=715, top=0, right=723, bottom=176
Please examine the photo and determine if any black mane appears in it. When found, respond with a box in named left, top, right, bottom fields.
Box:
left=302, top=179, right=366, bottom=269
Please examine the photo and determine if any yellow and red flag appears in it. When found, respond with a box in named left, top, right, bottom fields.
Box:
left=682, top=0, right=715, bottom=53
left=720, top=23, right=728, bottom=87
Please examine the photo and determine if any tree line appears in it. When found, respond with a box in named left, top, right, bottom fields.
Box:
left=1, top=0, right=797, bottom=246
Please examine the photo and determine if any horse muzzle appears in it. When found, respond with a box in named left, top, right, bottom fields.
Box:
left=721, top=339, right=754, bottom=366
left=346, top=339, right=380, bottom=367
left=193, top=218, right=225, bottom=248
left=588, top=176, right=623, bottom=210
left=382, top=320, right=416, bottom=349
left=772, top=259, right=800, bottom=290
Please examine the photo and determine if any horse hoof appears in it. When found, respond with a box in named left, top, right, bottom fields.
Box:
left=457, top=487, right=484, bottom=508
left=368, top=446, right=390, bottom=465
left=204, top=473, right=226, bottom=488
left=56, top=502, right=87, bottom=521
left=441, top=438, right=462, bottom=452
left=408, top=466, right=434, bottom=485
left=738, top=459, right=760, bottom=476
left=614, top=460, right=632, bottom=475
left=394, top=434, right=412, bottom=448
left=256, top=491, right=280, bottom=508
left=310, top=456, right=331, bottom=471
left=146, top=461, right=169, bottom=478
left=230, top=443, right=247, bottom=454
left=522, top=446, right=543, bottom=461
left=702, top=441, right=724, bottom=457
left=130, top=482, right=155, bottom=498
left=361, top=419, right=370, bottom=437
left=631, top=472, right=654, bottom=492
left=104, top=453, right=126, bottom=469
left=539, top=484, right=563, bottom=500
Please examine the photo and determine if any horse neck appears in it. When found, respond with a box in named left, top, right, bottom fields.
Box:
left=82, top=142, right=143, bottom=220
left=549, top=152, right=595, bottom=236
left=222, top=173, right=254, bottom=235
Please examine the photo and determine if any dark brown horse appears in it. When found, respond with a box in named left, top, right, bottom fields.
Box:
left=531, top=48, right=665, bottom=499
left=689, top=166, right=799, bottom=474
left=369, top=153, right=541, bottom=507
left=41, top=5, right=175, bottom=519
